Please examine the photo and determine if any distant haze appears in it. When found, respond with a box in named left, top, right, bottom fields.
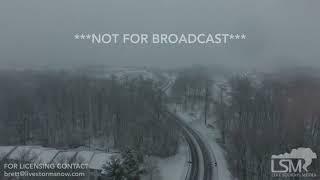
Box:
left=0, top=0, right=319, bottom=70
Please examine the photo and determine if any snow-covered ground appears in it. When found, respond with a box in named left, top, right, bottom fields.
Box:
left=0, top=146, right=15, bottom=159
left=143, top=140, right=189, bottom=180
left=170, top=105, right=233, bottom=180
left=0, top=145, right=116, bottom=171
left=157, top=142, right=189, bottom=180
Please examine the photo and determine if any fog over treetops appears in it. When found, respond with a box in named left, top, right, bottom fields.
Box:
left=0, top=0, right=319, bottom=70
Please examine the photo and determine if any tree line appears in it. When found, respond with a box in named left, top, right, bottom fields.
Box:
left=0, top=70, right=179, bottom=157
left=215, top=73, right=320, bottom=180
left=171, top=66, right=320, bottom=180
left=170, top=66, right=213, bottom=124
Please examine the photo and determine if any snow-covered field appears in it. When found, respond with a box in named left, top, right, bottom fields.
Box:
left=156, top=141, right=189, bottom=180
left=142, top=140, right=189, bottom=180
left=171, top=105, right=233, bottom=180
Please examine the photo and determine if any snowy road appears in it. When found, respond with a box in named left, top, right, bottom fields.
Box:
left=165, top=110, right=217, bottom=180
left=159, top=74, right=218, bottom=180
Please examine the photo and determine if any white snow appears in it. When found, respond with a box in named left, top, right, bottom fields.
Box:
left=2, top=146, right=59, bottom=163
left=8, top=146, right=35, bottom=160
left=52, top=151, right=77, bottom=163
left=154, top=141, right=189, bottom=180
left=27, top=147, right=48, bottom=162
left=89, top=152, right=114, bottom=170
left=76, top=151, right=95, bottom=163
left=171, top=106, right=233, bottom=180
left=36, top=148, right=60, bottom=163
left=0, top=146, right=15, bottom=159
left=0, top=145, right=115, bottom=170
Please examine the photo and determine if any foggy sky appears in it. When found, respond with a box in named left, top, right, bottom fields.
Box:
left=0, top=0, right=319, bottom=70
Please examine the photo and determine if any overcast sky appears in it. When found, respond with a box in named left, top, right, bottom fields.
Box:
left=0, top=0, right=319, bottom=70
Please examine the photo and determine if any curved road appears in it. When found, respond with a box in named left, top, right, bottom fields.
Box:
left=159, top=76, right=217, bottom=180
left=165, top=110, right=216, bottom=180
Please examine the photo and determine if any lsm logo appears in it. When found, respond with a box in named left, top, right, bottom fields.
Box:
left=271, top=147, right=317, bottom=178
